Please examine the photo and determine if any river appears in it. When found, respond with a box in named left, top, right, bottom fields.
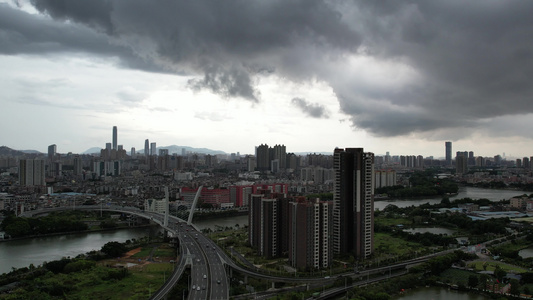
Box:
left=374, top=186, right=527, bottom=211
left=0, top=187, right=527, bottom=275
left=0, top=226, right=162, bottom=275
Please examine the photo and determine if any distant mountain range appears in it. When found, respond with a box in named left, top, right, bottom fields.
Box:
left=83, top=145, right=227, bottom=156
left=82, top=147, right=103, bottom=154
left=0, top=146, right=42, bottom=156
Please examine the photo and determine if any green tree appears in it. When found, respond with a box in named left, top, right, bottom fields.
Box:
left=494, top=265, right=507, bottom=282
left=509, top=279, right=520, bottom=296
left=101, top=241, right=127, bottom=258
left=468, top=275, right=479, bottom=289
left=100, top=220, right=117, bottom=229
left=479, top=274, right=491, bottom=291
left=3, top=217, right=31, bottom=237
left=524, top=286, right=531, bottom=295
left=63, top=259, right=96, bottom=273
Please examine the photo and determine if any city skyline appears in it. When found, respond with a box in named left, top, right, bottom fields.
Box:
left=2, top=1, right=533, bottom=158
left=1, top=133, right=530, bottom=160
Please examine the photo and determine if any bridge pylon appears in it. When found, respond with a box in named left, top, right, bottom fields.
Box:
left=187, top=185, right=203, bottom=225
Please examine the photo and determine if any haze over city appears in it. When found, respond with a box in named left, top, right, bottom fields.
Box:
left=1, top=1, right=533, bottom=158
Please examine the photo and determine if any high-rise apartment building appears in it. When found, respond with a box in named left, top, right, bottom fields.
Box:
left=19, top=159, right=45, bottom=186
left=73, top=155, right=82, bottom=176
left=332, top=148, right=374, bottom=259
left=516, top=159, right=522, bottom=168
left=494, top=155, right=502, bottom=166
left=288, top=198, right=332, bottom=270
left=48, top=144, right=56, bottom=162
left=256, top=144, right=270, bottom=171
left=249, top=192, right=289, bottom=258
left=112, top=126, right=117, bottom=150
left=229, top=185, right=253, bottom=207
left=374, top=170, right=397, bottom=188
left=131, top=147, right=136, bottom=157
left=272, top=144, right=286, bottom=170
left=475, top=156, right=485, bottom=167
left=523, top=157, right=530, bottom=169
left=456, top=152, right=468, bottom=174
left=150, top=142, right=157, bottom=156
left=445, top=141, right=452, bottom=166
left=255, top=144, right=288, bottom=172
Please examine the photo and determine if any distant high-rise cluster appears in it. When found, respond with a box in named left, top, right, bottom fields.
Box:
left=255, top=144, right=287, bottom=173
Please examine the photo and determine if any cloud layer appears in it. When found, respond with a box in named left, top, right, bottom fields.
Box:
left=2, top=0, right=532, bottom=141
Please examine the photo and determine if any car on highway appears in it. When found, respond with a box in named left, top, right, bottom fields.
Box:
left=203, top=274, right=207, bottom=279
left=217, top=280, right=221, bottom=284
left=196, top=286, right=200, bottom=291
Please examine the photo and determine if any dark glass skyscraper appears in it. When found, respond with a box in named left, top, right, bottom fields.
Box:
left=47, top=144, right=56, bottom=162
left=445, top=141, right=452, bottom=166
left=144, top=139, right=149, bottom=157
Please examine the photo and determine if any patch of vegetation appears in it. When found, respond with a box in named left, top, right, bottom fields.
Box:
left=373, top=233, right=424, bottom=260
left=131, top=247, right=153, bottom=258
left=375, top=169, right=458, bottom=198
left=0, top=238, right=175, bottom=299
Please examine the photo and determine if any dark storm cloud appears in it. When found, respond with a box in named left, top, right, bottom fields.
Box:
left=0, top=3, right=163, bottom=73
left=5, top=1, right=533, bottom=138
left=25, top=0, right=360, bottom=103
left=291, top=97, right=329, bottom=119
left=339, top=1, right=533, bottom=137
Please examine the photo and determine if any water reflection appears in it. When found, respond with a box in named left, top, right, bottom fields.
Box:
left=375, top=186, right=528, bottom=211
left=0, top=226, right=161, bottom=275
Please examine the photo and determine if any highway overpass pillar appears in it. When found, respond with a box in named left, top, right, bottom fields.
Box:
left=244, top=275, right=248, bottom=284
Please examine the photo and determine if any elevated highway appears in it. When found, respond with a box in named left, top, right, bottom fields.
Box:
left=20, top=205, right=439, bottom=299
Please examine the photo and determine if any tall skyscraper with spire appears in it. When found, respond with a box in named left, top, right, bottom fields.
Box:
left=112, top=126, right=118, bottom=150
left=144, top=139, right=149, bottom=157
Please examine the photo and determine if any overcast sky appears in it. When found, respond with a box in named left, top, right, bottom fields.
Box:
left=1, top=0, right=533, bottom=158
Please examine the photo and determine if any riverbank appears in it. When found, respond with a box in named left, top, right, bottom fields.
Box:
left=0, top=224, right=157, bottom=243
left=0, top=240, right=177, bottom=299
left=0, top=226, right=164, bottom=274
